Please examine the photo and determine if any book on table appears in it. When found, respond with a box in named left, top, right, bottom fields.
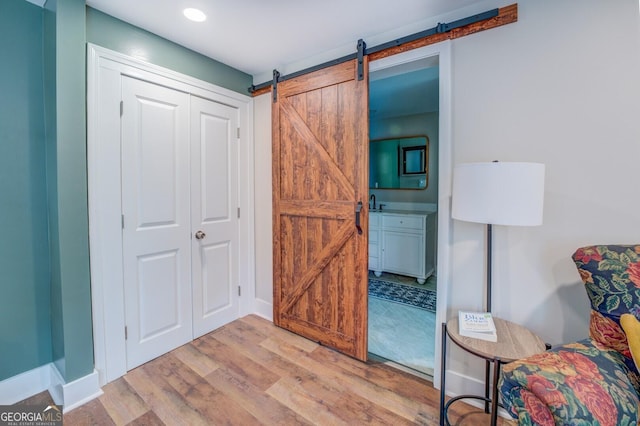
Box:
left=458, top=311, right=497, bottom=342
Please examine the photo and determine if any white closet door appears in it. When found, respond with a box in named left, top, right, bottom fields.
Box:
left=121, top=76, right=192, bottom=370
left=190, top=96, right=239, bottom=338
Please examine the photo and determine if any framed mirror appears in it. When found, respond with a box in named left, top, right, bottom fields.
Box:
left=370, top=135, right=428, bottom=189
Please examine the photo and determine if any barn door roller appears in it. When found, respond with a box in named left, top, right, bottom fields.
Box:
left=356, top=39, right=366, bottom=82
left=272, top=69, right=280, bottom=103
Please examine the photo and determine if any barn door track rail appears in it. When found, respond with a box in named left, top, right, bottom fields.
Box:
left=249, top=4, right=518, bottom=99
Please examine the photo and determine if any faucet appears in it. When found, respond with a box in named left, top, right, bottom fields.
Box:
left=369, top=194, right=376, bottom=210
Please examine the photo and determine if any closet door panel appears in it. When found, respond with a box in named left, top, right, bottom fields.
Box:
left=121, top=76, right=192, bottom=370
left=191, top=96, right=239, bottom=338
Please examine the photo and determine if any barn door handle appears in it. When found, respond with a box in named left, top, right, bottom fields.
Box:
left=355, top=201, right=363, bottom=235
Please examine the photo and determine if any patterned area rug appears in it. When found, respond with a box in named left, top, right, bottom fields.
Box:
left=368, top=278, right=436, bottom=312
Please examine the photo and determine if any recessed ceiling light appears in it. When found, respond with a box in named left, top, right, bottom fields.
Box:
left=183, top=8, right=206, bottom=22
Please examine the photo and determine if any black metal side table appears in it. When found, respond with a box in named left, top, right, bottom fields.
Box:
left=439, top=317, right=546, bottom=426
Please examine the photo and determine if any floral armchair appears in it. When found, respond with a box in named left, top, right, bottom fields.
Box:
left=499, top=245, right=640, bottom=425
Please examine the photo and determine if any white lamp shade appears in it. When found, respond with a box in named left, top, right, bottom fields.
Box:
left=452, top=162, right=545, bottom=226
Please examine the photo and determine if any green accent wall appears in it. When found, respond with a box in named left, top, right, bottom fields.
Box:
left=0, top=0, right=52, bottom=381
left=49, top=0, right=94, bottom=383
left=86, top=7, right=252, bottom=94
left=1, top=0, right=251, bottom=386
left=44, top=0, right=63, bottom=378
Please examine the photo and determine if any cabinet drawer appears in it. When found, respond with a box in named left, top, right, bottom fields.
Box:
left=382, top=214, right=424, bottom=231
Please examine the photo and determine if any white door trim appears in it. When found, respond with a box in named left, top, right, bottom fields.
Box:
left=86, top=44, right=255, bottom=385
left=369, top=40, right=452, bottom=387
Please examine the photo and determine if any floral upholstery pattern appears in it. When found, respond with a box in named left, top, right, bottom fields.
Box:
left=499, top=245, right=640, bottom=425
left=500, top=339, right=638, bottom=425
left=575, top=245, right=640, bottom=380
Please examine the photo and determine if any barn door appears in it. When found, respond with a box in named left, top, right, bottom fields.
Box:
left=272, top=59, right=369, bottom=360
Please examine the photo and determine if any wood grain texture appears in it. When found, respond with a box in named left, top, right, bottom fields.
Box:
left=27, top=316, right=515, bottom=425
left=252, top=85, right=271, bottom=97
left=447, top=317, right=546, bottom=362
left=272, top=59, right=369, bottom=361
left=368, top=4, right=518, bottom=61
left=98, top=377, right=149, bottom=425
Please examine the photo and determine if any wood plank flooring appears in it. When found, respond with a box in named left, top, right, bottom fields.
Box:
left=22, top=315, right=515, bottom=425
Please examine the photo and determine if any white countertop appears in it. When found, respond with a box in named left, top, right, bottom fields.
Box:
left=369, top=209, right=436, bottom=215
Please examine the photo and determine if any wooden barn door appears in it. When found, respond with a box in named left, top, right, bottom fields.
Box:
left=272, top=59, right=369, bottom=360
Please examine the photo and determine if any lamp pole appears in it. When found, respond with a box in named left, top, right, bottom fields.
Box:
left=486, top=223, right=492, bottom=313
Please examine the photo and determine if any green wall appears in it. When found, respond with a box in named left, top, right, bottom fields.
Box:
left=50, top=0, right=94, bottom=383
left=44, top=0, right=64, bottom=378
left=1, top=0, right=251, bottom=386
left=86, top=7, right=252, bottom=93
left=369, top=113, right=440, bottom=205
left=0, top=0, right=52, bottom=381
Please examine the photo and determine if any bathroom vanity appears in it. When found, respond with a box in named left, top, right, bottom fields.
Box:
left=368, top=210, right=436, bottom=284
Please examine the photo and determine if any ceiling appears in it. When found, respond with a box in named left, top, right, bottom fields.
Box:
left=84, top=0, right=486, bottom=82
left=26, top=0, right=486, bottom=118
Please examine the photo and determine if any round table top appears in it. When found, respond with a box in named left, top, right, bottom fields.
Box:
left=446, top=317, right=546, bottom=362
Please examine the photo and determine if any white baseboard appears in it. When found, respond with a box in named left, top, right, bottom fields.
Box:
left=0, top=364, right=102, bottom=411
left=253, top=299, right=273, bottom=321
left=443, top=369, right=511, bottom=419
left=443, top=368, right=485, bottom=398
left=59, top=369, right=103, bottom=412
left=0, top=364, right=52, bottom=405
left=48, top=365, right=64, bottom=406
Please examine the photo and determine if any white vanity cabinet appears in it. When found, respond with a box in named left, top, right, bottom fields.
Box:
left=368, top=211, right=436, bottom=284
left=368, top=212, right=382, bottom=273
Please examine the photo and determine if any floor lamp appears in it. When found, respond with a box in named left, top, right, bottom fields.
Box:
left=451, top=161, right=545, bottom=313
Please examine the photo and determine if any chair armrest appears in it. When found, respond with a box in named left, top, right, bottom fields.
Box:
left=499, top=338, right=638, bottom=426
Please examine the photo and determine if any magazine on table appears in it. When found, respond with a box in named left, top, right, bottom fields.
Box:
left=458, top=311, right=497, bottom=342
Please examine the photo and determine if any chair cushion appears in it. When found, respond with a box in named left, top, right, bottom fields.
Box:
left=500, top=339, right=639, bottom=426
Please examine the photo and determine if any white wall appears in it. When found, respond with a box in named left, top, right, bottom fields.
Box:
left=253, top=0, right=640, bottom=392
left=451, top=0, right=640, bottom=335
left=253, top=93, right=273, bottom=320
left=447, top=0, right=640, bottom=381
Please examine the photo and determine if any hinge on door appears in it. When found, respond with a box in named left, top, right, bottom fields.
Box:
left=120, top=100, right=123, bottom=117
left=238, top=286, right=241, bottom=296
left=125, top=326, right=128, bottom=340
left=121, top=214, right=125, bottom=229
left=237, top=207, right=240, bottom=219
left=237, top=127, right=240, bottom=139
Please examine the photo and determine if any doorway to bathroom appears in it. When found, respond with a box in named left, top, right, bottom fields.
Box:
left=367, top=50, right=441, bottom=378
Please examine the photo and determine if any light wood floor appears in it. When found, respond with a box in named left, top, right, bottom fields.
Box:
left=21, top=315, right=513, bottom=425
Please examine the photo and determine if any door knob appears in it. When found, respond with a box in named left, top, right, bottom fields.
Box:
left=195, top=230, right=206, bottom=240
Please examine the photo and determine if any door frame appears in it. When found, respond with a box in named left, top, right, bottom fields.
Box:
left=369, top=41, right=452, bottom=386
left=86, top=44, right=255, bottom=385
